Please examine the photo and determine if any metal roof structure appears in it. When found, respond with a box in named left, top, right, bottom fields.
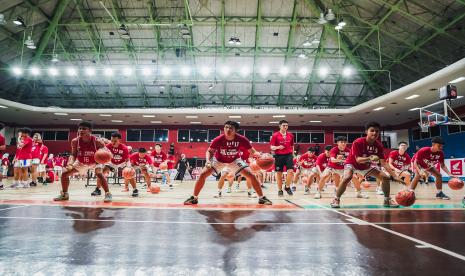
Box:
left=0, top=0, right=464, bottom=109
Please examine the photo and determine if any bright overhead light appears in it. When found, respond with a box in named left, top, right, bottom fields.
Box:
left=161, top=66, right=171, bottom=76
left=311, top=37, right=320, bottom=44
left=99, top=114, right=112, bottom=117
left=259, top=66, right=270, bottom=77
left=150, top=120, right=162, bottom=124
left=302, top=40, right=312, bottom=47
left=180, top=66, right=190, bottom=76
left=48, top=67, right=59, bottom=76
left=408, top=107, right=420, bottom=111
left=0, top=105, right=8, bottom=109
left=269, top=121, right=279, bottom=124
left=325, top=9, right=335, bottom=21
left=342, top=67, right=353, bottom=77
left=103, top=67, right=113, bottom=76
left=186, top=115, right=198, bottom=119
left=298, top=67, right=309, bottom=77
left=335, top=25, right=343, bottom=31
left=318, top=67, right=329, bottom=77
left=240, top=66, right=251, bottom=77
left=298, top=52, right=307, bottom=59
left=30, top=67, right=40, bottom=76
left=457, top=95, right=463, bottom=99
left=142, top=115, right=155, bottom=118
left=70, top=118, right=82, bottom=121
left=373, top=107, right=385, bottom=111
left=12, top=66, right=23, bottom=76
left=199, top=66, right=211, bottom=76
left=190, top=121, right=202, bottom=124
left=220, top=66, right=230, bottom=76
left=317, top=13, right=327, bottom=24
left=0, top=14, right=5, bottom=25
left=13, top=16, right=24, bottom=26
left=273, top=115, right=286, bottom=118
left=51, top=54, right=59, bottom=63
left=405, top=94, right=419, bottom=100
left=84, top=67, right=95, bottom=76
left=111, top=120, right=123, bottom=123
left=54, top=112, right=68, bottom=116
left=279, top=67, right=289, bottom=76
left=122, top=67, right=133, bottom=76
left=141, top=67, right=152, bottom=76
left=449, top=77, right=465, bottom=84
left=338, top=20, right=346, bottom=27
left=229, top=115, right=241, bottom=118
left=66, top=67, right=77, bottom=76
left=309, top=120, right=322, bottom=123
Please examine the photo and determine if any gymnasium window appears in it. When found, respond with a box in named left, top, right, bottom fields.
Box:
left=311, top=133, right=325, bottom=143
left=294, top=132, right=325, bottom=144
left=411, top=126, right=440, bottom=141
left=93, top=130, right=116, bottom=140
left=333, top=132, right=363, bottom=143
left=190, top=130, right=208, bottom=142
left=296, top=133, right=311, bottom=143
left=258, top=130, right=273, bottom=143
left=32, top=130, right=69, bottom=141
left=245, top=130, right=259, bottom=143
left=447, top=117, right=465, bottom=134
left=126, top=129, right=168, bottom=142
left=178, top=129, right=190, bottom=142
left=208, top=129, right=221, bottom=142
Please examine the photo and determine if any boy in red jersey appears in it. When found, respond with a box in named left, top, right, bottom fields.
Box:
left=388, top=141, right=412, bottom=186
left=270, top=120, right=294, bottom=196
left=13, top=128, right=33, bottom=188
left=91, top=132, right=134, bottom=197
left=129, top=147, right=154, bottom=192
left=409, top=137, right=453, bottom=200
left=330, top=122, right=401, bottom=208
left=152, top=144, right=172, bottom=188
left=299, top=147, right=318, bottom=195
left=53, top=121, right=112, bottom=202
left=184, top=121, right=272, bottom=205
left=30, top=133, right=48, bottom=186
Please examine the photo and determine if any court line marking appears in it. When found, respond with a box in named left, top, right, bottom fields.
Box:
left=0, top=205, right=29, bottom=212
left=302, top=199, right=465, bottom=262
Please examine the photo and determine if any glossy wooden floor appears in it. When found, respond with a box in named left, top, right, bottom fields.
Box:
left=0, top=178, right=464, bottom=274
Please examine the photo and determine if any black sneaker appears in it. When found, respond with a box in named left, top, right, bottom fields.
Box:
left=91, top=188, right=101, bottom=196
left=184, top=196, right=198, bottom=205
left=278, top=190, right=284, bottom=197
left=258, top=196, right=272, bottom=205
left=37, top=177, right=43, bottom=183
left=284, top=186, right=294, bottom=196
left=29, top=181, right=37, bottom=187
left=436, top=191, right=451, bottom=200
left=132, top=189, right=139, bottom=197
left=0, top=184, right=3, bottom=190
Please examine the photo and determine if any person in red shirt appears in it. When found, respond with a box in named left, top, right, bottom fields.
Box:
left=12, top=128, right=33, bottom=188
left=53, top=121, right=112, bottom=202
left=330, top=122, right=401, bottom=208
left=299, top=147, right=318, bottom=194
left=151, top=144, right=172, bottom=188
left=270, top=120, right=295, bottom=197
left=409, top=137, right=453, bottom=200
left=316, top=145, right=332, bottom=175
left=0, top=123, right=6, bottom=188
left=0, top=154, right=8, bottom=189
left=30, top=133, right=48, bottom=186
left=388, top=141, right=412, bottom=186
left=184, top=121, right=272, bottom=205
left=90, top=132, right=135, bottom=197
left=291, top=155, right=301, bottom=191
left=129, top=147, right=154, bottom=191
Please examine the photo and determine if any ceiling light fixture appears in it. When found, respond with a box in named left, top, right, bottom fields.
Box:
left=228, top=37, right=241, bottom=46
left=298, top=52, right=307, bottom=59
left=0, top=14, right=6, bottom=25
left=190, top=121, right=202, bottom=124
left=66, top=67, right=77, bottom=76
left=161, top=66, right=171, bottom=76
left=338, top=19, right=346, bottom=27
left=51, top=54, right=59, bottom=63
left=279, top=67, right=289, bottom=76
left=103, top=67, right=113, bottom=76
left=54, top=112, right=68, bottom=116
left=318, top=67, right=329, bottom=77
left=408, top=107, right=420, bottom=111
left=273, top=115, right=286, bottom=118
left=48, top=67, right=59, bottom=76
left=99, top=114, right=112, bottom=117
left=269, top=121, right=279, bottom=124
left=150, top=121, right=162, bottom=124
left=84, top=67, right=96, bottom=76
left=298, top=67, right=309, bottom=77
left=13, top=16, right=25, bottom=26
left=317, top=13, right=327, bottom=24
left=342, top=67, right=352, bottom=77
left=450, top=77, right=465, bottom=84
left=335, top=25, right=343, bottom=31
left=142, top=115, right=156, bottom=118
left=0, top=105, right=7, bottom=109
left=122, top=67, right=133, bottom=76
left=325, top=9, right=335, bottom=21
left=12, top=66, right=23, bottom=76
left=302, top=39, right=312, bottom=47
left=111, top=120, right=123, bottom=123
left=25, top=36, right=36, bottom=49
left=405, top=94, right=419, bottom=100
left=141, top=67, right=152, bottom=76
left=373, top=107, right=385, bottom=111
left=229, top=115, right=241, bottom=118
left=30, top=67, right=40, bottom=76
left=309, top=120, right=322, bottom=123
left=70, top=118, right=82, bottom=121
left=186, top=115, right=198, bottom=119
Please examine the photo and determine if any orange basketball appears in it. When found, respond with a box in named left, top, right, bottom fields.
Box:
left=122, top=167, right=135, bottom=180
left=362, top=181, right=371, bottom=189
left=395, top=190, right=416, bottom=207
left=249, top=161, right=260, bottom=172
left=256, top=154, right=275, bottom=170
left=94, top=149, right=112, bottom=164
left=159, top=162, right=168, bottom=170
left=150, top=185, right=160, bottom=194
left=448, top=177, right=464, bottom=190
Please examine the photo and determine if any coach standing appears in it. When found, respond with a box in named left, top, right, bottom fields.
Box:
left=270, top=120, right=294, bottom=196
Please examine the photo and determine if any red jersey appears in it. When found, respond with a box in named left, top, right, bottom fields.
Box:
left=39, top=145, right=49, bottom=162
left=151, top=151, right=167, bottom=167
left=210, top=134, right=252, bottom=163
left=328, top=146, right=350, bottom=170
left=345, top=137, right=385, bottom=170
left=270, top=131, right=294, bottom=155
left=2, top=157, right=9, bottom=166
left=130, top=152, right=153, bottom=166
left=54, top=157, right=64, bottom=167
left=31, top=142, right=42, bottom=159
left=76, top=135, right=98, bottom=165
left=0, top=134, right=5, bottom=150
left=414, top=147, right=444, bottom=169
left=388, top=150, right=411, bottom=171
left=106, top=143, right=129, bottom=165
left=316, top=153, right=330, bottom=171
left=167, top=155, right=175, bottom=169
left=46, top=158, right=54, bottom=168
left=299, top=153, right=317, bottom=169
left=240, top=150, right=250, bottom=162
left=16, top=136, right=33, bottom=160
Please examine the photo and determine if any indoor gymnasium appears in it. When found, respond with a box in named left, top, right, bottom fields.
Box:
left=0, top=0, right=465, bottom=274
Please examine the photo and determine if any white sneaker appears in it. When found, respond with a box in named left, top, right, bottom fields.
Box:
left=214, top=191, right=222, bottom=198
left=226, top=187, right=232, bottom=193
left=376, top=188, right=384, bottom=195
left=235, top=183, right=240, bottom=190
left=314, top=192, right=321, bottom=199
left=304, top=187, right=310, bottom=195
left=356, top=191, right=369, bottom=199
left=248, top=191, right=257, bottom=198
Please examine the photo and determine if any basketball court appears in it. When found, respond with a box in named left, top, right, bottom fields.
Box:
left=1, top=0, right=465, bottom=274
